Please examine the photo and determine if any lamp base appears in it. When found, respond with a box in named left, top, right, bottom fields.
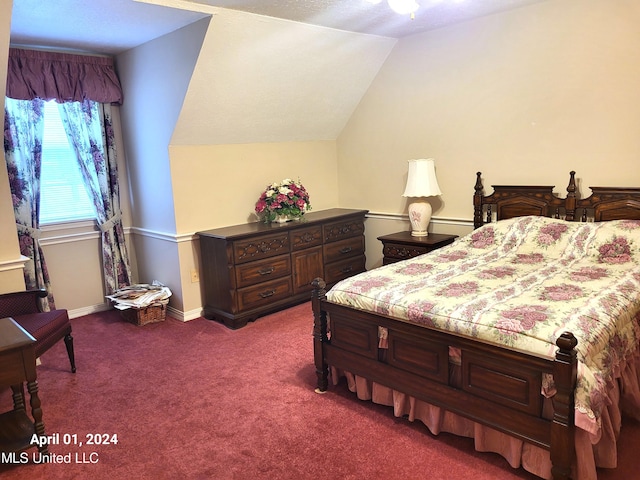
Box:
left=407, top=201, right=432, bottom=237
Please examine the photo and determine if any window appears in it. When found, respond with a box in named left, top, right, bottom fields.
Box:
left=40, top=101, right=96, bottom=224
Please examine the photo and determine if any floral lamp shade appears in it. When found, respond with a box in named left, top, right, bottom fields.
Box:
left=402, top=158, right=442, bottom=236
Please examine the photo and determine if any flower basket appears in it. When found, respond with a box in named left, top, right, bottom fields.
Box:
left=255, top=178, right=311, bottom=224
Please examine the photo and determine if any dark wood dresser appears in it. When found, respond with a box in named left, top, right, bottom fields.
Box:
left=197, top=208, right=368, bottom=329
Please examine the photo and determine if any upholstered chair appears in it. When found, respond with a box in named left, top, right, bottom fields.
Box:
left=0, top=289, right=76, bottom=373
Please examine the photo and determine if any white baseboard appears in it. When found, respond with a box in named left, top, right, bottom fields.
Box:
left=68, top=302, right=112, bottom=319
left=68, top=302, right=202, bottom=322
left=168, top=305, right=203, bottom=322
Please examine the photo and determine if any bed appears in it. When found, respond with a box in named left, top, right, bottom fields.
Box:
left=311, top=171, right=640, bottom=480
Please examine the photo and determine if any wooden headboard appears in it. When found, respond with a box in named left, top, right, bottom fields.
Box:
left=474, top=171, right=640, bottom=228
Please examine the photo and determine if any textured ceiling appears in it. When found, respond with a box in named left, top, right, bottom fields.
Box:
left=9, top=0, right=209, bottom=54
left=192, top=0, right=548, bottom=38
left=9, top=0, right=548, bottom=55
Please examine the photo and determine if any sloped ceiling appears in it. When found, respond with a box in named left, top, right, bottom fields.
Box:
left=171, top=8, right=397, bottom=145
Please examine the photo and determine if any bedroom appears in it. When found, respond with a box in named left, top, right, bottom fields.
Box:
left=0, top=0, right=638, bottom=319
left=1, top=0, right=640, bottom=478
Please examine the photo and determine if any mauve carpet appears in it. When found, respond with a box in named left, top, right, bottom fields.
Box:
left=0, top=303, right=637, bottom=479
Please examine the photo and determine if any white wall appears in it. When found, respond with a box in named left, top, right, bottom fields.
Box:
left=337, top=0, right=640, bottom=268
left=0, top=0, right=26, bottom=293
left=116, top=9, right=394, bottom=317
left=116, top=18, right=210, bottom=316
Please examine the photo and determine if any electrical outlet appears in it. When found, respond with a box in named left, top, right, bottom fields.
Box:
left=190, top=269, right=199, bottom=283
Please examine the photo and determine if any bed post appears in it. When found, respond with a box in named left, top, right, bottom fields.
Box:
left=565, top=171, right=577, bottom=221
left=551, top=332, right=578, bottom=480
left=474, top=172, right=484, bottom=229
left=311, top=278, right=329, bottom=394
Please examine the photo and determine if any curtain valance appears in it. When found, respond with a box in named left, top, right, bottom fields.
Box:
left=6, top=48, right=123, bottom=105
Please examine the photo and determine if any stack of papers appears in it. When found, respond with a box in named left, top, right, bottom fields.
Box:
left=106, top=281, right=172, bottom=310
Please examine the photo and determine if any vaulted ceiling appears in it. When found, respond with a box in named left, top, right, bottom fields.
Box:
left=8, top=0, right=550, bottom=146
left=9, top=0, right=548, bottom=54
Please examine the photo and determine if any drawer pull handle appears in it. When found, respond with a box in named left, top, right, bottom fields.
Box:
left=339, top=247, right=352, bottom=254
left=258, top=267, right=275, bottom=275
left=259, top=289, right=276, bottom=298
left=341, top=266, right=353, bottom=274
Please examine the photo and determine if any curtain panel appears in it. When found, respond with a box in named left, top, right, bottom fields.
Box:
left=58, top=100, right=132, bottom=293
left=6, top=48, right=123, bottom=105
left=4, top=98, right=56, bottom=309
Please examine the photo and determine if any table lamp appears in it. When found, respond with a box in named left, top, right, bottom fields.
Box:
left=402, top=158, right=442, bottom=237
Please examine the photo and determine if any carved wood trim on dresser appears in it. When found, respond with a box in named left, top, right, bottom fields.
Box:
left=197, top=209, right=368, bottom=329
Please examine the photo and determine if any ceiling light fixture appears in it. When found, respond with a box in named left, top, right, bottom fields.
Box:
left=387, top=0, right=420, bottom=16
left=366, top=0, right=420, bottom=18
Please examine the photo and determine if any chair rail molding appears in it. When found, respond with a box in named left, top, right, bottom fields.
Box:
left=0, top=255, right=30, bottom=273
left=365, top=211, right=473, bottom=229
left=129, top=226, right=196, bottom=244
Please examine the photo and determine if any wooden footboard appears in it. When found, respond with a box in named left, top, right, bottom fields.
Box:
left=311, top=278, right=578, bottom=480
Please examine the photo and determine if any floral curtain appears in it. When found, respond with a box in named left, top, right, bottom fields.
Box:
left=58, top=100, right=132, bottom=294
left=3, top=98, right=55, bottom=309
left=4, top=47, right=130, bottom=299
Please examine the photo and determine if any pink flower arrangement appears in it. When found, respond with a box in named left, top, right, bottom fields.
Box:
left=255, top=178, right=311, bottom=223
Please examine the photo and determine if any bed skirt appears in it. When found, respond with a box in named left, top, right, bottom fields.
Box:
left=330, top=351, right=640, bottom=480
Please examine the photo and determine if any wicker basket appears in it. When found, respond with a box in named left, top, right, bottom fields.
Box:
left=120, top=300, right=168, bottom=326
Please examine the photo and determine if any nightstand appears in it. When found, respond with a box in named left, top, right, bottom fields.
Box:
left=378, top=231, right=458, bottom=265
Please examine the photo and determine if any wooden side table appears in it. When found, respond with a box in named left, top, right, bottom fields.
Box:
left=378, top=231, right=458, bottom=265
left=0, top=317, right=47, bottom=456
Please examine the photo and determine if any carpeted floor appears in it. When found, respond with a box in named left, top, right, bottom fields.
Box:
left=0, top=303, right=637, bottom=479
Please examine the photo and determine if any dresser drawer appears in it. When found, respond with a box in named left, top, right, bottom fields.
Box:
left=235, top=254, right=291, bottom=289
left=323, top=236, right=364, bottom=264
left=325, top=255, right=366, bottom=284
left=382, top=243, right=429, bottom=262
left=233, top=232, right=290, bottom=264
left=291, top=226, right=323, bottom=251
left=237, top=277, right=293, bottom=311
left=323, top=218, right=365, bottom=243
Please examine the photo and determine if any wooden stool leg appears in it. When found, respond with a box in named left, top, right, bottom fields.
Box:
left=10, top=384, right=25, bottom=412
left=64, top=333, right=76, bottom=373
left=26, top=380, right=48, bottom=455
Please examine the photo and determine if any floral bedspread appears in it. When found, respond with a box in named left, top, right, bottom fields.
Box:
left=327, top=216, right=640, bottom=436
